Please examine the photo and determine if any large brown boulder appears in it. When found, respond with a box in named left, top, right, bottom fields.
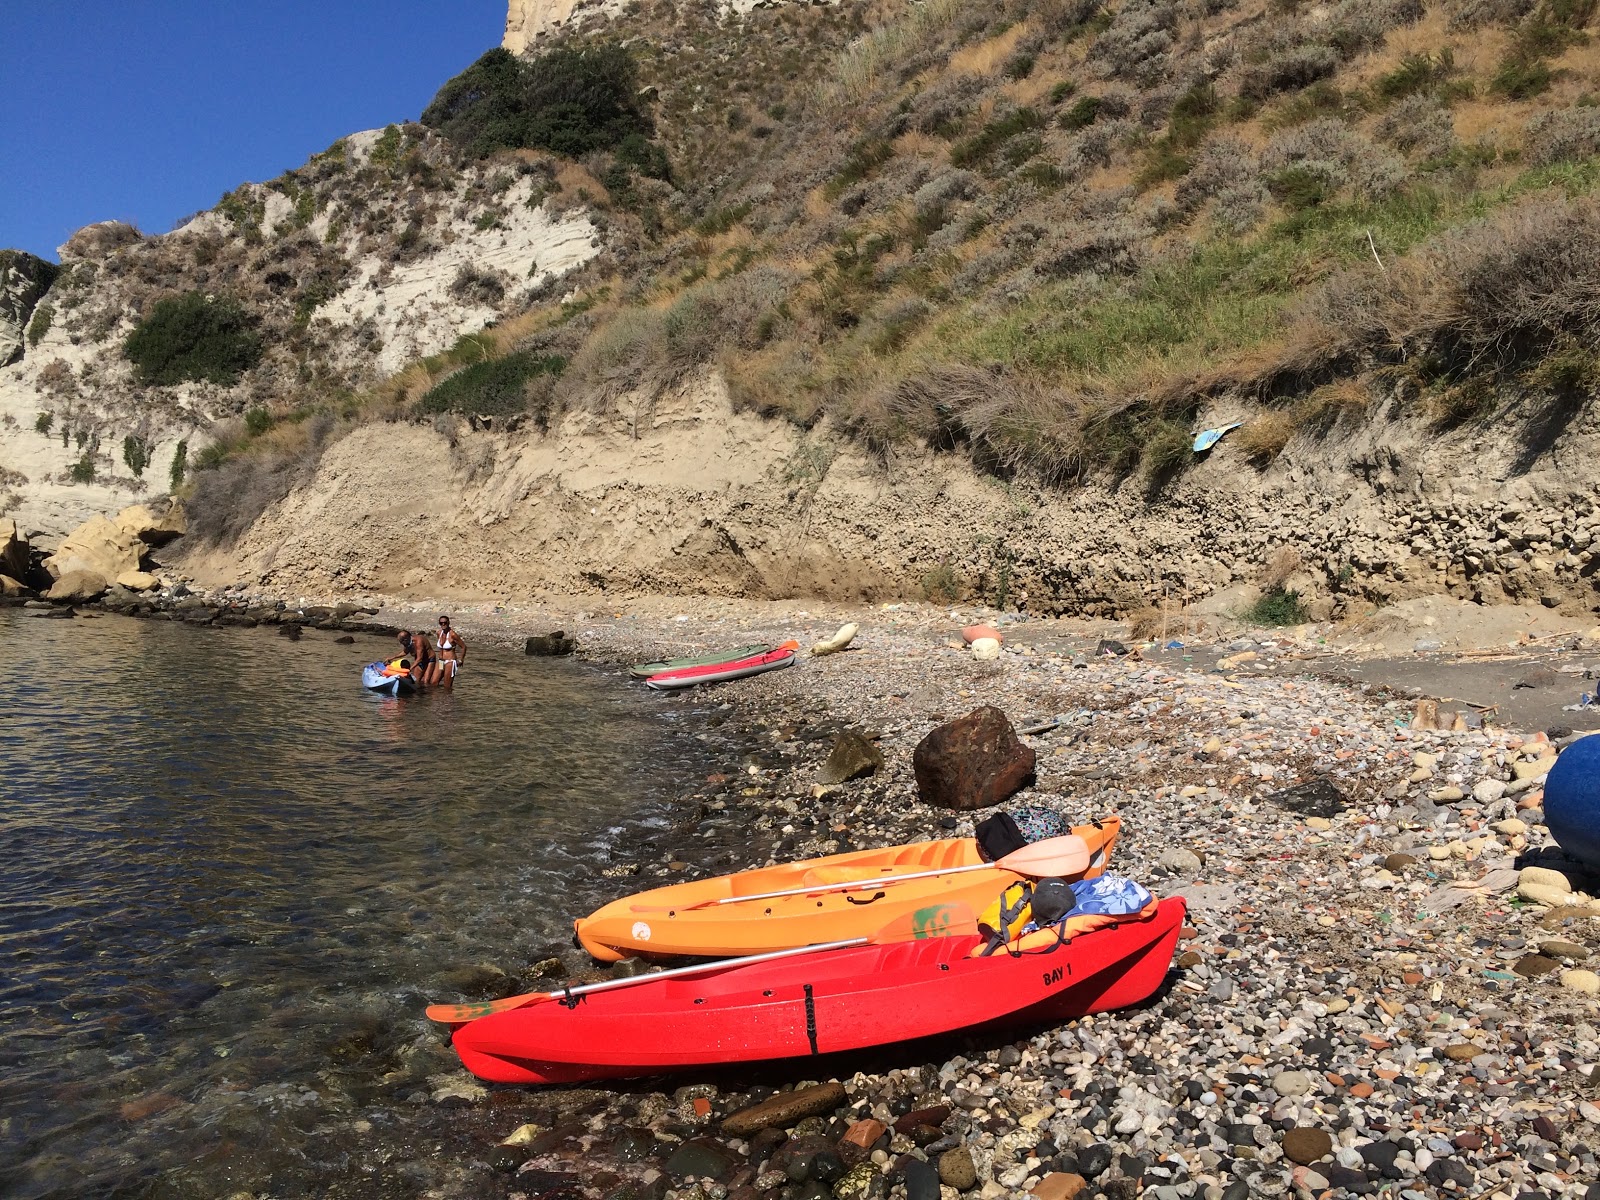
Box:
left=0, top=517, right=27, bottom=580
left=913, top=706, right=1036, bottom=810
left=114, top=501, right=186, bottom=546
left=44, top=514, right=144, bottom=581
left=46, top=569, right=108, bottom=602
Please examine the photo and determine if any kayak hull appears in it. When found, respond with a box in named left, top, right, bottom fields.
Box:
left=454, top=897, right=1184, bottom=1085
left=574, top=817, right=1121, bottom=963
left=644, top=648, right=796, bottom=690
left=629, top=644, right=771, bottom=678
left=362, top=663, right=415, bottom=695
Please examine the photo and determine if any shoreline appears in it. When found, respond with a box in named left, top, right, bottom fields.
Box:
left=10, top=586, right=1600, bottom=1198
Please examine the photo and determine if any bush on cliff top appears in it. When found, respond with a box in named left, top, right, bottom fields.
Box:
left=123, top=291, right=262, bottom=386
left=421, top=46, right=662, bottom=167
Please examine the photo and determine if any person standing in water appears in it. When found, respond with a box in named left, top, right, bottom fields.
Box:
left=430, top=614, right=465, bottom=686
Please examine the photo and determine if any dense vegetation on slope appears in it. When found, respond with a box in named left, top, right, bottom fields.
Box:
left=176, top=0, right=1600, bottom=539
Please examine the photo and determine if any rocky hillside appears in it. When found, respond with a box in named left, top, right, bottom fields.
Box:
left=10, top=0, right=1600, bottom=619
left=0, top=126, right=601, bottom=537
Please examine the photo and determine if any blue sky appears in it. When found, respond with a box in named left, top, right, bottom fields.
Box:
left=2, top=2, right=507, bottom=261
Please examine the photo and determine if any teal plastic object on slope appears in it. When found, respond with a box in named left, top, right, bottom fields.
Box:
left=1192, top=421, right=1245, bottom=453
left=1545, top=734, right=1600, bottom=867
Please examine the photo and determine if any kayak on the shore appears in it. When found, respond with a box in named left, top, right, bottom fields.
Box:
left=644, top=645, right=797, bottom=691
left=628, top=643, right=777, bottom=678
left=574, top=815, right=1121, bottom=962
left=452, top=894, right=1185, bottom=1085
left=361, top=660, right=416, bottom=696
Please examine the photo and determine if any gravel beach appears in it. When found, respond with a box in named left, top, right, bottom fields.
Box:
left=34, top=587, right=1600, bottom=1200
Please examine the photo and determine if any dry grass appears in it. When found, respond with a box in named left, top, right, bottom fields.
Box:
left=1260, top=544, right=1304, bottom=589
left=1234, top=411, right=1296, bottom=462
left=950, top=23, right=1034, bottom=75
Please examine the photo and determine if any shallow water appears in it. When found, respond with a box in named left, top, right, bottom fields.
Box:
left=0, top=611, right=720, bottom=1199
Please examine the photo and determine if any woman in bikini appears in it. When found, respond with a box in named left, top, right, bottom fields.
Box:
left=431, top=615, right=465, bottom=686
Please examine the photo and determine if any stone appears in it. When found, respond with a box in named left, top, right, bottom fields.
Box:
left=1384, top=853, right=1419, bottom=872
left=1495, top=818, right=1530, bottom=836
left=832, top=1162, right=882, bottom=1200
left=113, top=501, right=186, bottom=546
left=1514, top=954, right=1562, bottom=977
left=1282, top=1127, right=1333, bottom=1165
left=43, top=515, right=145, bottom=583
left=817, top=730, right=884, bottom=785
left=938, top=1145, right=979, bottom=1190
left=1272, top=1070, right=1315, bottom=1097
left=811, top=623, right=858, bottom=658
left=1077, top=1144, right=1112, bottom=1178
left=893, top=1105, right=951, bottom=1135
left=1159, top=848, right=1203, bottom=873
left=1443, top=1043, right=1483, bottom=1060
left=45, top=569, right=108, bottom=602
left=1561, top=969, right=1600, bottom=994
left=115, top=570, right=159, bottom=591
left=912, top=707, right=1036, bottom=811
left=1473, top=779, right=1508, bottom=804
left=1031, top=1173, right=1088, bottom=1200
left=1522, top=866, right=1573, bottom=893
left=1515, top=758, right=1557, bottom=781
left=0, top=574, right=27, bottom=596
left=0, top=516, right=28, bottom=580
left=1540, top=939, right=1588, bottom=959
left=723, top=1082, right=847, bottom=1136
left=662, top=1139, right=736, bottom=1182
left=524, top=631, right=575, bottom=656
left=904, top=1158, right=941, bottom=1200
left=837, top=1118, right=886, bottom=1166
left=1266, top=778, right=1348, bottom=818
left=1521, top=882, right=1575, bottom=908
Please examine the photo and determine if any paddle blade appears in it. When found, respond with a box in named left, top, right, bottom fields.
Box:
left=779, top=639, right=800, bottom=652
left=871, top=902, right=979, bottom=943
left=996, top=834, right=1090, bottom=878
left=426, top=995, right=544, bottom=1027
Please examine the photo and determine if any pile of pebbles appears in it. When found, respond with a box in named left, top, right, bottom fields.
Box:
left=419, top=603, right=1600, bottom=1200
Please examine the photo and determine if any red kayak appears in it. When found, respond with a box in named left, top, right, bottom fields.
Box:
left=451, top=898, right=1185, bottom=1085
left=645, top=646, right=796, bottom=690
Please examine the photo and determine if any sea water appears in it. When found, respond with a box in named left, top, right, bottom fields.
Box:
left=0, top=609, right=716, bottom=1198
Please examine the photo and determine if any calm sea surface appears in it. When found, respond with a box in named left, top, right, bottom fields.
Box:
left=0, top=610, right=721, bottom=1199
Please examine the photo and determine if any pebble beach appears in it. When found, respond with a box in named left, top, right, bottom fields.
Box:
left=392, top=594, right=1600, bottom=1200
left=30, top=587, right=1600, bottom=1200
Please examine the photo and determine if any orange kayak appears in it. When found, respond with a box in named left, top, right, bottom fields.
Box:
left=574, top=816, right=1120, bottom=962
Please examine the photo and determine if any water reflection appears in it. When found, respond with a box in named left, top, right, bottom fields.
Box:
left=0, top=610, right=713, bottom=1198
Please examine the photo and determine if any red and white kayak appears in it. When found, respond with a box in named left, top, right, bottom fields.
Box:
left=450, top=898, right=1186, bottom=1085
left=644, top=646, right=796, bottom=690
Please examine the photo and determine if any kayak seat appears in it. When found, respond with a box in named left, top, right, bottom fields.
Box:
left=966, top=898, right=1160, bottom=957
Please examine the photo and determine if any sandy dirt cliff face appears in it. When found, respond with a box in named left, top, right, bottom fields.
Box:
left=184, top=370, right=1600, bottom=619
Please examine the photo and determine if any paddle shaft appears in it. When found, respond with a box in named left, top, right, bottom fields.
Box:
left=698, top=860, right=998, bottom=907
left=692, top=833, right=1091, bottom=909
left=426, top=936, right=866, bottom=1025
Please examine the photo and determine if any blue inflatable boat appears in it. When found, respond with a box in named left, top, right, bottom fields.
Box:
left=363, top=660, right=416, bottom=696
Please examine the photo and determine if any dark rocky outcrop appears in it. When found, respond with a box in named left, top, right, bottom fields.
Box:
left=912, top=706, right=1036, bottom=810
left=525, top=631, right=575, bottom=655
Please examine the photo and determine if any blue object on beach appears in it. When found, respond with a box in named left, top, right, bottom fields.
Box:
left=1069, top=874, right=1153, bottom=915
left=1544, top=735, right=1600, bottom=867
left=1192, top=421, right=1245, bottom=453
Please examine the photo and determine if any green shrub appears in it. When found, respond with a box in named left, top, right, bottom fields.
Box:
left=828, top=138, right=895, bottom=197
left=417, top=348, right=566, bottom=418
left=1245, top=586, right=1309, bottom=625
left=421, top=46, right=661, bottom=163
left=1492, top=54, right=1556, bottom=98
left=1006, top=51, right=1037, bottom=79
left=34, top=412, right=51, bottom=434
left=26, top=304, right=53, bottom=347
left=122, top=435, right=149, bottom=479
left=170, top=440, right=188, bottom=490
left=695, top=202, right=753, bottom=236
left=1375, top=49, right=1458, bottom=101
left=244, top=408, right=273, bottom=437
left=951, top=108, right=1046, bottom=168
left=1060, top=96, right=1102, bottom=130
left=1267, top=165, right=1333, bottom=209
left=1049, top=81, right=1078, bottom=104
left=370, top=124, right=403, bottom=169
left=922, top=561, right=959, bottom=602
left=69, top=454, right=95, bottom=484
left=123, top=292, right=262, bottom=386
